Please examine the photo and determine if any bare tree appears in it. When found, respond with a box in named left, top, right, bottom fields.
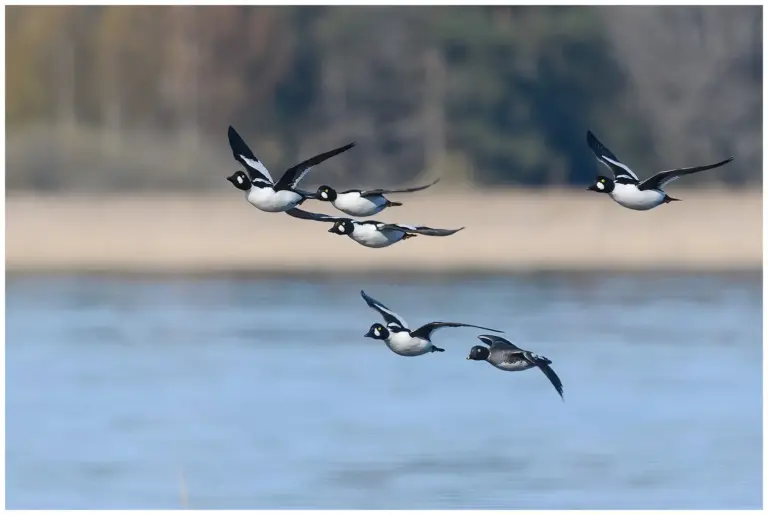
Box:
left=600, top=6, right=762, bottom=184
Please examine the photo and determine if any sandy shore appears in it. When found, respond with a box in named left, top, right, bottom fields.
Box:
left=5, top=189, right=762, bottom=274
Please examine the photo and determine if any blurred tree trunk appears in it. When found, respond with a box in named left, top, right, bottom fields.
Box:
left=54, top=23, right=77, bottom=142
left=162, top=6, right=201, bottom=172
left=96, top=7, right=124, bottom=156
left=422, top=47, right=447, bottom=179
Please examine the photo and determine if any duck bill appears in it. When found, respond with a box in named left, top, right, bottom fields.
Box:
left=586, top=184, right=599, bottom=192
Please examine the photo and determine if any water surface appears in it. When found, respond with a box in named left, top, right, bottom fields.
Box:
left=6, top=273, right=762, bottom=509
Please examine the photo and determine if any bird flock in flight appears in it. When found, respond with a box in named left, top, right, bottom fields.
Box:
left=224, top=125, right=734, bottom=400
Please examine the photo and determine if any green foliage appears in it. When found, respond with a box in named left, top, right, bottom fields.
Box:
left=5, top=6, right=760, bottom=191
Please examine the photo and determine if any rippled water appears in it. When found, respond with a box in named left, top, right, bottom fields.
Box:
left=6, top=273, right=762, bottom=509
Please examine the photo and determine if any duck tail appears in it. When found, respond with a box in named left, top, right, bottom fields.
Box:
left=386, top=200, right=403, bottom=208
left=663, top=194, right=681, bottom=204
left=402, top=233, right=417, bottom=240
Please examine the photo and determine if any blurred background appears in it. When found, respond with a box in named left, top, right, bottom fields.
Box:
left=6, top=5, right=763, bottom=189
left=5, top=5, right=763, bottom=509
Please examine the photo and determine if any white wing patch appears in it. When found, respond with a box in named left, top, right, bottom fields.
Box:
left=375, top=304, right=409, bottom=329
left=240, top=154, right=274, bottom=184
left=290, top=166, right=313, bottom=188
left=602, top=156, right=638, bottom=181
left=655, top=173, right=683, bottom=189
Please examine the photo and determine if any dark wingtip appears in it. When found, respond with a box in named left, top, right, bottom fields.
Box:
left=228, top=125, right=245, bottom=147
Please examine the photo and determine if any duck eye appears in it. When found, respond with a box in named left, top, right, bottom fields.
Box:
left=600, top=178, right=605, bottom=183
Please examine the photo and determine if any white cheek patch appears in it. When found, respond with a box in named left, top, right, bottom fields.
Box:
left=320, top=192, right=328, bottom=199
left=596, top=182, right=605, bottom=190
left=237, top=176, right=244, bottom=184
left=374, top=328, right=380, bottom=336
left=337, top=225, right=346, bottom=233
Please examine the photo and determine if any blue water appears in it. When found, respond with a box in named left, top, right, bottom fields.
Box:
left=6, top=273, right=762, bottom=509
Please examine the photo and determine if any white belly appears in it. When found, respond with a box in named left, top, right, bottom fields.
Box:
left=350, top=225, right=405, bottom=248
left=246, top=187, right=302, bottom=212
left=610, top=185, right=664, bottom=211
left=333, top=193, right=387, bottom=217
left=385, top=332, right=433, bottom=356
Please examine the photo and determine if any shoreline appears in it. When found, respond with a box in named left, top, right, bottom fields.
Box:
left=6, top=189, right=762, bottom=274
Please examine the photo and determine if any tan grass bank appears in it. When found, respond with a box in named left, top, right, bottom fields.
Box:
left=5, top=189, right=762, bottom=274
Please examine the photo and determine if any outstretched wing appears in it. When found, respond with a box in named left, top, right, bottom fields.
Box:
left=360, top=290, right=409, bottom=330
left=359, top=178, right=440, bottom=197
left=378, top=223, right=464, bottom=237
left=274, top=142, right=356, bottom=192
left=228, top=126, right=274, bottom=185
left=637, top=157, right=734, bottom=191
left=285, top=208, right=350, bottom=224
left=477, top=334, right=520, bottom=350
left=586, top=130, right=639, bottom=184
left=536, top=363, right=564, bottom=400
left=410, top=322, right=503, bottom=341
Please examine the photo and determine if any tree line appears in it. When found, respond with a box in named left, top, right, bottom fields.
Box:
left=6, top=6, right=762, bottom=192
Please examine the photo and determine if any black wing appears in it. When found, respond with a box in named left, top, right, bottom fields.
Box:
left=586, top=130, right=639, bottom=184
left=378, top=223, right=464, bottom=237
left=637, top=157, right=734, bottom=191
left=359, top=178, right=440, bottom=197
left=273, top=142, right=356, bottom=192
left=228, top=126, right=275, bottom=184
left=360, top=290, right=409, bottom=330
left=285, top=207, right=350, bottom=224
left=410, top=322, right=504, bottom=341
left=477, top=334, right=520, bottom=350
left=537, top=363, right=564, bottom=401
